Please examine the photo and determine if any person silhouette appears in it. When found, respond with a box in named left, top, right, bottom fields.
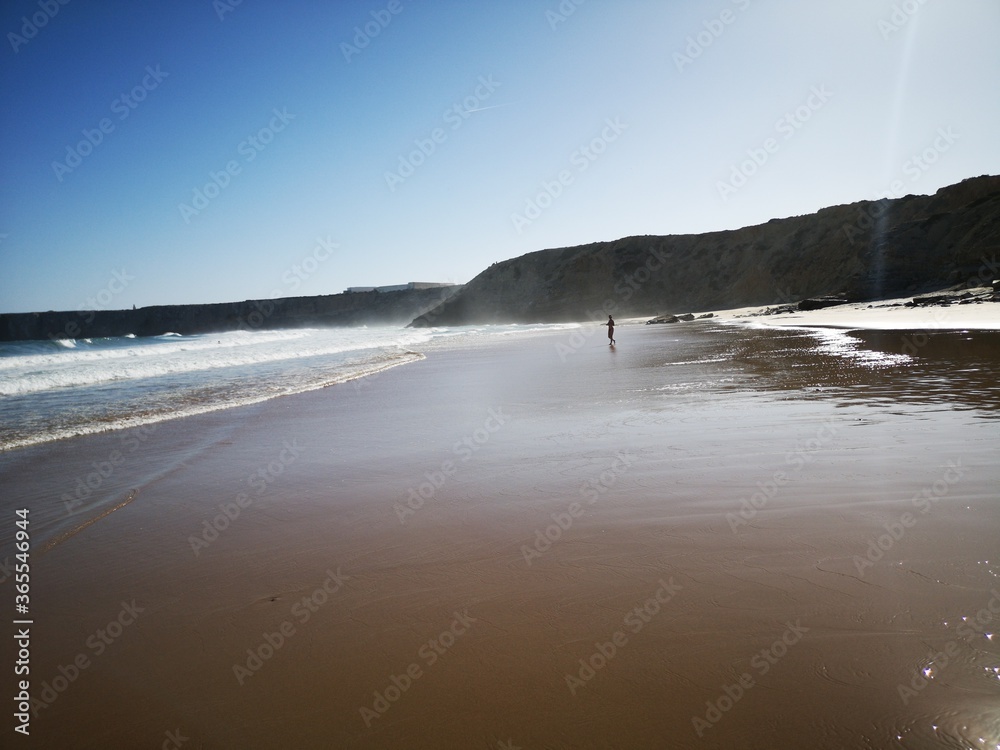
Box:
left=604, top=315, right=615, bottom=345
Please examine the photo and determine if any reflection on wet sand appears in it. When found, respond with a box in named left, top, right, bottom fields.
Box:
left=644, top=324, right=1000, bottom=417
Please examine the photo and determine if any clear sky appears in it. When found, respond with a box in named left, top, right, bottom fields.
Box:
left=1, top=0, right=998, bottom=313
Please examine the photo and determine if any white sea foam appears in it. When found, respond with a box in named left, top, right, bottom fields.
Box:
left=0, top=349, right=424, bottom=452
left=0, top=328, right=433, bottom=396
left=0, top=323, right=571, bottom=451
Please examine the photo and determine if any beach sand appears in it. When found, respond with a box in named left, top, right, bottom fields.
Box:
left=4, top=319, right=1000, bottom=748
left=712, top=289, right=1000, bottom=331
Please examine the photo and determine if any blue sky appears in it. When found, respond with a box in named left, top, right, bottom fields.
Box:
left=1, top=0, right=998, bottom=313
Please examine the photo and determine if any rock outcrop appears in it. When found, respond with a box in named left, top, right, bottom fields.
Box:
left=0, top=286, right=460, bottom=342
left=410, top=175, right=1000, bottom=327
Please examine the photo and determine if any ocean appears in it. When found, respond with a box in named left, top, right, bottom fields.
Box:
left=0, top=324, right=584, bottom=452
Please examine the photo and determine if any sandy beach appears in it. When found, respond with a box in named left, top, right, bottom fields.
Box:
left=3, top=316, right=1000, bottom=749
left=713, top=289, right=1000, bottom=331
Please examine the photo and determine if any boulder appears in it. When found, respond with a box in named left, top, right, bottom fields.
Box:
left=797, top=296, right=849, bottom=311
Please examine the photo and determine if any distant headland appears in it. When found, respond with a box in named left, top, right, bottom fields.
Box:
left=0, top=285, right=460, bottom=342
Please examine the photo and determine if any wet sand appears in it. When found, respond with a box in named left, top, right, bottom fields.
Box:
left=3, top=321, right=1000, bottom=748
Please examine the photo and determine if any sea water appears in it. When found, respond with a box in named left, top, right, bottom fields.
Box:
left=0, top=324, right=578, bottom=452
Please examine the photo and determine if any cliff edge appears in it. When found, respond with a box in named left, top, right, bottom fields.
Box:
left=410, top=175, right=1000, bottom=326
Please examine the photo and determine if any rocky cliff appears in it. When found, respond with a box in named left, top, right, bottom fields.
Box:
left=410, top=175, right=1000, bottom=326
left=0, top=286, right=460, bottom=342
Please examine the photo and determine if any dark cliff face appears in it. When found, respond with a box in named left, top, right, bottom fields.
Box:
left=0, top=287, right=460, bottom=342
left=410, top=175, right=1000, bottom=327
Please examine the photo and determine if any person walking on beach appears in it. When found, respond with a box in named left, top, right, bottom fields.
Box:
left=605, top=315, right=615, bottom=345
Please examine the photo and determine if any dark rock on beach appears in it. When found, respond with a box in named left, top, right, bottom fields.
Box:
left=904, top=287, right=998, bottom=308
left=797, top=296, right=850, bottom=311
left=645, top=312, right=715, bottom=325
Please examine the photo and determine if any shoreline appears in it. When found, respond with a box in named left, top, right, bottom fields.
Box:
left=3, top=295, right=998, bottom=457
